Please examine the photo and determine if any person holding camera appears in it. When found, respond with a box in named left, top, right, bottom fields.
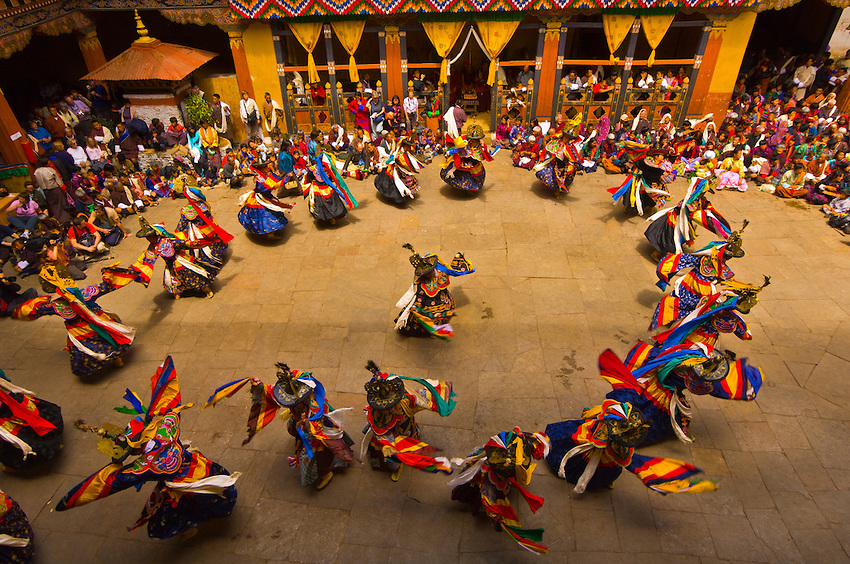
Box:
left=68, top=216, right=108, bottom=259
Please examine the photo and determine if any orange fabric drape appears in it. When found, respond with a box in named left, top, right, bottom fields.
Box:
left=421, top=21, right=466, bottom=85
left=289, top=22, right=323, bottom=84
left=603, top=15, right=635, bottom=66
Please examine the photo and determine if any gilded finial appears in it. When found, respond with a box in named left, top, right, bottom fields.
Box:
left=134, top=10, right=157, bottom=44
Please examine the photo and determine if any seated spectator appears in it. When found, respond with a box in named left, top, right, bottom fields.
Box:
left=495, top=115, right=511, bottom=148
left=150, top=118, right=166, bottom=151
left=67, top=216, right=108, bottom=258
left=0, top=272, right=38, bottom=316
left=221, top=151, right=244, bottom=189
left=88, top=204, right=129, bottom=246
left=66, top=137, right=89, bottom=170
left=165, top=117, right=188, bottom=147
left=6, top=192, right=41, bottom=233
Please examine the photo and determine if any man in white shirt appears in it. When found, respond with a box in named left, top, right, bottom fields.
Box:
left=566, top=71, right=583, bottom=100
left=793, top=57, right=817, bottom=100
left=66, top=138, right=89, bottom=170
left=239, top=91, right=261, bottom=140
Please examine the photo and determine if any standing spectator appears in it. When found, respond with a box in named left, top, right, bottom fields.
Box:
left=261, top=92, right=284, bottom=137
left=517, top=65, right=534, bottom=87
left=403, top=87, right=419, bottom=132
left=814, top=60, right=834, bottom=91
left=211, top=94, right=232, bottom=144
left=43, top=106, right=66, bottom=139
left=114, top=123, right=142, bottom=163
left=311, top=83, right=327, bottom=106
left=86, top=80, right=111, bottom=118
left=794, top=57, right=817, bottom=100
left=239, top=91, right=261, bottom=140
left=199, top=119, right=222, bottom=181
left=34, top=156, right=71, bottom=225
left=6, top=193, right=40, bottom=233
left=348, top=92, right=370, bottom=132
left=443, top=99, right=467, bottom=139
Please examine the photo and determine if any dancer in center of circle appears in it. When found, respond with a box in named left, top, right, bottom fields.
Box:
left=302, top=152, right=358, bottom=224
left=374, top=137, right=424, bottom=205
left=533, top=129, right=580, bottom=198
left=394, top=243, right=474, bottom=340
left=440, top=124, right=493, bottom=193
left=608, top=147, right=672, bottom=216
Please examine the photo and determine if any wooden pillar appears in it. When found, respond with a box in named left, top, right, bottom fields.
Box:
left=384, top=26, right=403, bottom=101
left=549, top=25, right=569, bottom=122
left=679, top=23, right=712, bottom=126
left=529, top=24, right=546, bottom=120
left=614, top=19, right=641, bottom=119
left=400, top=29, right=409, bottom=96
left=272, top=23, right=295, bottom=134
left=227, top=28, right=255, bottom=100
left=0, top=88, right=27, bottom=166
left=688, top=13, right=756, bottom=120
left=535, top=20, right=564, bottom=119
left=323, top=24, right=342, bottom=125
left=77, top=27, right=107, bottom=72
left=378, top=29, right=389, bottom=97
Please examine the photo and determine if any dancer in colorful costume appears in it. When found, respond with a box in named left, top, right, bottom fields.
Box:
left=237, top=177, right=295, bottom=238
left=0, top=370, right=64, bottom=473
left=533, top=130, right=579, bottom=197
left=650, top=223, right=747, bottom=330
left=449, top=428, right=550, bottom=554
left=176, top=187, right=233, bottom=276
left=132, top=216, right=218, bottom=299
left=440, top=124, right=493, bottom=193
left=545, top=400, right=716, bottom=494
left=644, top=178, right=733, bottom=259
left=204, top=363, right=354, bottom=490
left=14, top=257, right=136, bottom=378
left=361, top=361, right=455, bottom=481
left=55, top=356, right=240, bottom=539
left=0, top=490, right=34, bottom=563
left=650, top=282, right=768, bottom=350
left=374, top=137, right=424, bottom=205
left=597, top=346, right=762, bottom=446
left=608, top=148, right=672, bottom=215
left=302, top=152, right=358, bottom=224
left=394, top=243, right=474, bottom=340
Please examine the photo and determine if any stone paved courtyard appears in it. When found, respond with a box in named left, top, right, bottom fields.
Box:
left=4, top=153, right=850, bottom=564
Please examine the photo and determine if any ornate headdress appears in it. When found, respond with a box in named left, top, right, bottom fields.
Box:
left=364, top=360, right=404, bottom=410
left=402, top=243, right=438, bottom=277
left=724, top=219, right=749, bottom=258
left=271, top=362, right=313, bottom=407
left=465, top=124, right=485, bottom=140
left=39, top=263, right=77, bottom=294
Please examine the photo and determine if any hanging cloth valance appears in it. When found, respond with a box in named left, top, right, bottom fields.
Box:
left=603, top=15, right=635, bottom=66
left=476, top=19, right=522, bottom=87
left=289, top=22, right=323, bottom=84
left=422, top=21, right=466, bottom=85
left=331, top=20, right=365, bottom=84
left=641, top=15, right=675, bottom=67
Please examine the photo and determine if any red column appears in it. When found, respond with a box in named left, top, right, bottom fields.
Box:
left=688, top=27, right=722, bottom=117
left=77, top=27, right=107, bottom=72
left=228, top=29, right=255, bottom=99
left=384, top=27, right=403, bottom=101
left=0, top=88, right=28, bottom=166
left=535, top=21, right=563, bottom=118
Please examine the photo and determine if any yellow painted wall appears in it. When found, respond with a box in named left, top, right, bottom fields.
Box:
left=708, top=12, right=757, bottom=95
left=244, top=22, right=283, bottom=106
left=196, top=73, right=246, bottom=144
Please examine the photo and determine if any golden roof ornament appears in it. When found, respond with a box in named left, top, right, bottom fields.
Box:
left=133, top=10, right=157, bottom=44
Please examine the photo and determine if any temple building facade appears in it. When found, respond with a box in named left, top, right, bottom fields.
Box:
left=0, top=0, right=847, bottom=166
